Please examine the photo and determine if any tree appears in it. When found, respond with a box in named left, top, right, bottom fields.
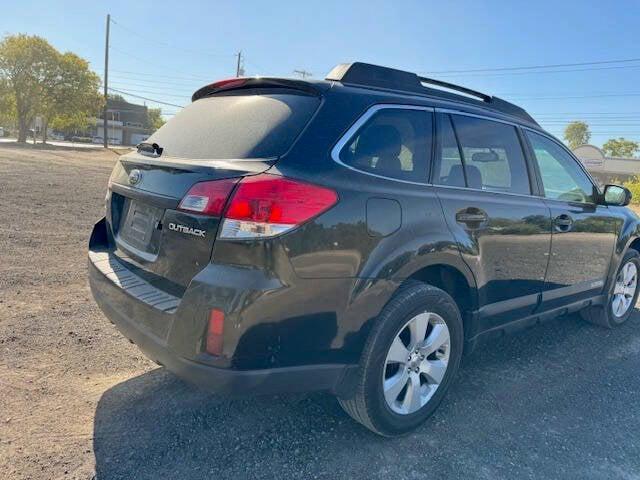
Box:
left=40, top=52, right=102, bottom=142
left=602, top=137, right=639, bottom=158
left=564, top=121, right=591, bottom=150
left=146, top=107, right=165, bottom=131
left=0, top=34, right=59, bottom=142
left=0, top=34, right=102, bottom=143
left=0, top=77, right=16, bottom=128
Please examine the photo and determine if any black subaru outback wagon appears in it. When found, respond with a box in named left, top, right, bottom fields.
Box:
left=89, top=62, right=640, bottom=436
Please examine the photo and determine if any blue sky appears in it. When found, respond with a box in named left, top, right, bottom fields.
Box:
left=3, top=0, right=640, bottom=147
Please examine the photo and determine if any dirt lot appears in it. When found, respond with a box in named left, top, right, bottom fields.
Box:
left=1, top=144, right=640, bottom=480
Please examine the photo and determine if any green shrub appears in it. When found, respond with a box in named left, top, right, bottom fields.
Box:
left=623, top=176, right=640, bottom=205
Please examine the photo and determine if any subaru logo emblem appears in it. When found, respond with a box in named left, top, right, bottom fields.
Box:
left=128, top=169, right=142, bottom=185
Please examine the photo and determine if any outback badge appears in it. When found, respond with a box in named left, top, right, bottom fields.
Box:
left=168, top=222, right=206, bottom=238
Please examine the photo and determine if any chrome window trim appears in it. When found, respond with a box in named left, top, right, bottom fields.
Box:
left=430, top=183, right=545, bottom=201
left=330, top=103, right=547, bottom=201
left=330, top=104, right=435, bottom=186
left=521, top=126, right=602, bottom=203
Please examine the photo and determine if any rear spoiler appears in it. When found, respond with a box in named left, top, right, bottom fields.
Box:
left=192, top=77, right=321, bottom=102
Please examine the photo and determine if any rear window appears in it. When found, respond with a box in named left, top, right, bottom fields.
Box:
left=339, top=108, right=433, bottom=183
left=147, top=92, right=319, bottom=159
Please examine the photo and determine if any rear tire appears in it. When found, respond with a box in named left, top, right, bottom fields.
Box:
left=338, top=282, right=463, bottom=436
left=581, top=249, right=640, bottom=328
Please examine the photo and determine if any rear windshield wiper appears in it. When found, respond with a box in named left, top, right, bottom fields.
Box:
left=137, top=142, right=163, bottom=157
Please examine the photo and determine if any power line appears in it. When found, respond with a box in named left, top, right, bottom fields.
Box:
left=110, top=80, right=195, bottom=90
left=533, top=112, right=640, bottom=116
left=108, top=87, right=185, bottom=108
left=293, top=69, right=313, bottom=79
left=109, top=44, right=189, bottom=73
left=110, top=18, right=234, bottom=58
left=537, top=115, right=640, bottom=119
left=426, top=64, right=640, bottom=78
left=244, top=59, right=265, bottom=75
left=108, top=83, right=193, bottom=97
left=509, top=93, right=640, bottom=100
left=422, top=57, right=640, bottom=75
left=543, top=123, right=640, bottom=128
left=536, top=116, right=640, bottom=119
left=110, top=69, right=212, bottom=82
left=540, top=121, right=640, bottom=124
left=110, top=75, right=203, bottom=88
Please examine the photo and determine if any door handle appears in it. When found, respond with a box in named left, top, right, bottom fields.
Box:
left=456, top=208, right=488, bottom=225
left=553, top=214, right=573, bottom=232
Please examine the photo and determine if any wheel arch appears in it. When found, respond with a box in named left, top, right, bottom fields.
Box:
left=628, top=236, right=640, bottom=254
left=403, top=263, right=477, bottom=314
left=401, top=262, right=478, bottom=337
left=342, top=255, right=478, bottom=371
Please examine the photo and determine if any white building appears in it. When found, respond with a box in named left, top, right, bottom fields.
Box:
left=572, top=144, right=640, bottom=182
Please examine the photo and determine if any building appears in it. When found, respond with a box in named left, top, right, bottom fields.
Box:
left=94, top=97, right=151, bottom=146
left=572, top=144, right=640, bottom=183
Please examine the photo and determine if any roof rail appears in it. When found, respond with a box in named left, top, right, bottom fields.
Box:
left=326, top=62, right=539, bottom=126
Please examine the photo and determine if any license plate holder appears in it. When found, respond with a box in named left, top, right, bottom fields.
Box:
left=118, top=199, right=163, bottom=254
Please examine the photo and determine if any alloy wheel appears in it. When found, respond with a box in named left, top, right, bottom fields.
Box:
left=612, top=261, right=638, bottom=318
left=382, top=312, right=450, bottom=415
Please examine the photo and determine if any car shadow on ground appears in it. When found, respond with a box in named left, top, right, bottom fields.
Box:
left=93, top=311, right=640, bottom=480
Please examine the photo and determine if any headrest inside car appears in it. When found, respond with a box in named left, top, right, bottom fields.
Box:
left=355, top=124, right=402, bottom=159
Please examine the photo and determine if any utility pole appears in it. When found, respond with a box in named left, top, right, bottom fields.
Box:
left=235, top=51, right=243, bottom=77
left=103, top=14, right=110, bottom=148
left=293, top=69, right=313, bottom=79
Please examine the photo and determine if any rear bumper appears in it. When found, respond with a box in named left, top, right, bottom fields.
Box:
left=90, top=270, right=348, bottom=395
left=88, top=218, right=354, bottom=396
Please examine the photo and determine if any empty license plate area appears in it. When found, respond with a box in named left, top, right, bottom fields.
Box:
left=117, top=199, right=164, bottom=255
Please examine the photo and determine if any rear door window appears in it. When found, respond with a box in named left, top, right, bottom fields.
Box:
left=146, top=92, right=320, bottom=159
left=450, top=115, right=531, bottom=195
left=433, top=114, right=465, bottom=187
left=339, top=108, right=433, bottom=182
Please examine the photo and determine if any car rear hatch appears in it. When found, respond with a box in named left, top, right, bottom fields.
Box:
left=105, top=84, right=322, bottom=292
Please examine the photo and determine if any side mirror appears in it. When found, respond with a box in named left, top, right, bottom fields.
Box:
left=602, top=184, right=632, bottom=206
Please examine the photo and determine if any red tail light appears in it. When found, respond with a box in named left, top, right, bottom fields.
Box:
left=178, top=178, right=238, bottom=216
left=177, top=174, right=338, bottom=239
left=220, top=174, right=338, bottom=239
left=206, top=309, right=225, bottom=356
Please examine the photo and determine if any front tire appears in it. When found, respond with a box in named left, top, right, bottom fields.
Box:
left=338, top=282, right=463, bottom=436
left=581, top=249, right=640, bottom=328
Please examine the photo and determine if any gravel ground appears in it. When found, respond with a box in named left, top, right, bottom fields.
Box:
left=1, top=143, right=640, bottom=480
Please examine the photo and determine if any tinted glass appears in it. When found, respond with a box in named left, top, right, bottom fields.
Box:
left=452, top=115, right=531, bottom=195
left=340, top=108, right=432, bottom=182
left=434, top=115, right=465, bottom=187
left=147, top=93, right=319, bottom=159
left=526, top=131, right=596, bottom=203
